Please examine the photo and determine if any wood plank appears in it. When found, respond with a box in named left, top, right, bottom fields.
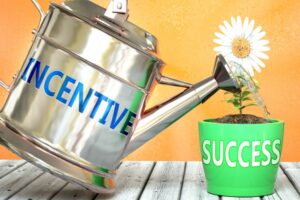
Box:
left=262, top=192, right=281, bottom=200
left=10, top=172, right=67, bottom=200
left=51, top=183, right=96, bottom=200
left=96, top=161, right=155, bottom=200
left=180, top=162, right=218, bottom=200
left=0, top=160, right=25, bottom=178
left=0, top=163, right=43, bottom=200
left=139, top=162, right=185, bottom=200
left=221, top=197, right=260, bottom=200
left=272, top=167, right=300, bottom=199
left=280, top=162, right=300, bottom=194
left=281, top=162, right=300, bottom=169
left=263, top=165, right=300, bottom=200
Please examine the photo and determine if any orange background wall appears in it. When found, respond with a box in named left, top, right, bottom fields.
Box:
left=0, top=0, right=299, bottom=161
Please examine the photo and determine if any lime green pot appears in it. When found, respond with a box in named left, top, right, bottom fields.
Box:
left=199, top=119, right=284, bottom=197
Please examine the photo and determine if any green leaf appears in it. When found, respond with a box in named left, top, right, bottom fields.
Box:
left=245, top=103, right=257, bottom=107
left=241, top=91, right=251, bottom=98
left=233, top=101, right=240, bottom=107
left=240, top=103, right=257, bottom=110
left=241, top=97, right=252, bottom=101
left=226, top=100, right=240, bottom=107
left=233, top=96, right=240, bottom=100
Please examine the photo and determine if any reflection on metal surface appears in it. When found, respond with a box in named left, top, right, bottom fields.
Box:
left=60, top=0, right=158, bottom=53
left=0, top=119, right=116, bottom=193
left=0, top=0, right=240, bottom=193
left=157, top=72, right=192, bottom=88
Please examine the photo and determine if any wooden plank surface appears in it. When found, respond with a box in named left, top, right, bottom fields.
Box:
left=0, top=160, right=25, bottom=178
left=51, top=161, right=155, bottom=200
left=180, top=162, right=218, bottom=200
left=51, top=183, right=96, bottom=200
left=11, top=172, right=67, bottom=200
left=139, top=162, right=185, bottom=200
left=0, top=163, right=43, bottom=200
left=96, top=161, right=155, bottom=200
left=262, top=192, right=281, bottom=200
left=281, top=162, right=300, bottom=194
left=0, top=161, right=299, bottom=200
left=272, top=167, right=300, bottom=199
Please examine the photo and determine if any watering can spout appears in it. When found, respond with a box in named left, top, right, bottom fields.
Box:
left=123, top=55, right=240, bottom=158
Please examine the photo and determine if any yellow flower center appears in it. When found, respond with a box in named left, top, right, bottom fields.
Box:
left=232, top=37, right=251, bottom=58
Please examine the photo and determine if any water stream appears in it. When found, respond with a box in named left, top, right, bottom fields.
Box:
left=228, top=62, right=270, bottom=119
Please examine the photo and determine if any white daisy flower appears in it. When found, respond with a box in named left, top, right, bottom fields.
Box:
left=214, top=16, right=270, bottom=76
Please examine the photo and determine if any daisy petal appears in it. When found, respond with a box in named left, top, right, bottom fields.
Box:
left=250, top=31, right=266, bottom=42
left=252, top=45, right=270, bottom=52
left=236, top=16, right=243, bottom=36
left=226, top=54, right=240, bottom=64
left=245, top=19, right=255, bottom=38
left=215, top=32, right=231, bottom=41
left=251, top=43, right=270, bottom=50
left=252, top=26, right=262, bottom=35
left=219, top=24, right=233, bottom=39
left=213, top=39, right=231, bottom=46
left=254, top=39, right=269, bottom=46
left=243, top=58, right=255, bottom=76
left=218, top=24, right=226, bottom=34
left=231, top=17, right=240, bottom=36
left=250, top=54, right=266, bottom=68
left=242, top=17, right=249, bottom=36
left=231, top=17, right=237, bottom=28
left=252, top=51, right=269, bottom=60
left=214, top=46, right=232, bottom=55
left=224, top=54, right=235, bottom=63
left=248, top=26, right=263, bottom=41
left=223, top=20, right=234, bottom=39
left=249, top=58, right=262, bottom=73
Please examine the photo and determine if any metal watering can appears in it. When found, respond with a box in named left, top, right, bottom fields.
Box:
left=0, top=0, right=240, bottom=193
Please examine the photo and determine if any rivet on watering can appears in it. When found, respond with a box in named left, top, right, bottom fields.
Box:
left=32, top=29, right=37, bottom=34
left=117, top=2, right=122, bottom=10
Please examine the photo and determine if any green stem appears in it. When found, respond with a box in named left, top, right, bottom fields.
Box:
left=239, top=91, right=243, bottom=115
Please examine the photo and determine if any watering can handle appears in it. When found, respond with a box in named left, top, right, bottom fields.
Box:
left=32, top=0, right=45, bottom=27
left=0, top=0, right=45, bottom=92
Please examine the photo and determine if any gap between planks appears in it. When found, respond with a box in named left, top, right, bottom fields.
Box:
left=0, top=160, right=26, bottom=179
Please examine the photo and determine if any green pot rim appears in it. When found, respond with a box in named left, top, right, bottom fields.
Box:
left=199, top=118, right=284, bottom=126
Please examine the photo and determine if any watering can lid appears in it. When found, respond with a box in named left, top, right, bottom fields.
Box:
left=51, top=0, right=159, bottom=57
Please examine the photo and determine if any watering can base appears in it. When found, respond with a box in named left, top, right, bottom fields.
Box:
left=0, top=118, right=116, bottom=194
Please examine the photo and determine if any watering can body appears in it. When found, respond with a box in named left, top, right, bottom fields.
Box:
left=0, top=0, right=239, bottom=193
